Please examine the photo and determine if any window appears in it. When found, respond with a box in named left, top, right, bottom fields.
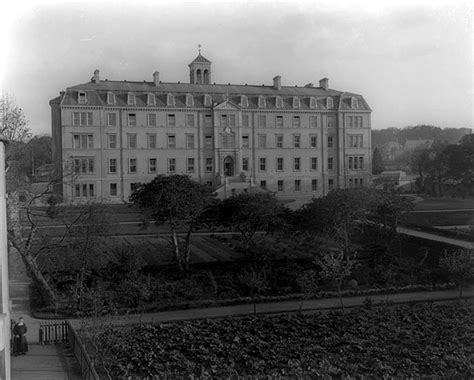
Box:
left=229, top=114, right=236, bottom=127
left=186, top=134, right=195, bottom=149
left=311, top=179, right=318, bottom=191
left=311, top=157, right=318, bottom=171
left=205, top=135, right=213, bottom=148
left=129, top=158, right=137, bottom=173
left=127, top=133, right=137, bottom=148
left=167, top=135, right=176, bottom=148
left=328, top=157, right=334, bottom=170
left=328, top=179, right=334, bottom=190
left=276, top=116, right=283, bottom=128
left=186, top=94, right=194, bottom=107
left=72, top=112, right=93, bottom=126
left=309, top=97, right=317, bottom=109
left=167, top=114, right=176, bottom=127
left=294, top=157, right=301, bottom=171
left=310, top=116, right=318, bottom=128
left=258, top=96, right=266, bottom=108
left=127, top=93, right=136, bottom=105
left=131, top=183, right=140, bottom=193
left=187, top=158, right=195, bottom=173
left=167, top=93, right=175, bottom=106
left=149, top=158, right=157, bottom=173
left=275, top=96, right=283, bottom=108
left=186, top=114, right=195, bottom=127
left=206, top=158, right=213, bottom=172
left=147, top=93, right=155, bottom=106
left=222, top=134, right=235, bottom=149
left=107, top=113, right=116, bottom=126
left=240, top=95, right=248, bottom=108
left=207, top=181, right=213, bottom=187
left=258, top=115, right=266, bottom=128
left=259, top=158, right=266, bottom=171
left=168, top=158, right=176, bottom=172
left=276, top=157, right=284, bottom=171
left=348, top=156, right=364, bottom=170
left=351, top=97, right=358, bottom=109
left=293, top=135, right=301, bottom=148
left=292, top=116, right=300, bottom=128
left=221, top=115, right=227, bottom=127
left=242, top=114, right=249, bottom=127
left=242, top=135, right=249, bottom=148
left=147, top=134, right=156, bottom=149
left=107, top=134, right=117, bottom=149
left=78, top=91, right=87, bottom=104
left=310, top=135, right=317, bottom=148
left=326, top=97, right=334, bottom=109
left=74, top=183, right=95, bottom=198
left=108, top=158, right=117, bottom=173
left=73, top=134, right=93, bottom=149
left=327, top=116, right=335, bottom=128
left=292, top=96, right=300, bottom=109
left=258, top=134, right=267, bottom=148
left=242, top=158, right=249, bottom=171
left=204, top=115, right=212, bottom=127
left=148, top=114, right=157, bottom=127
left=327, top=136, right=334, bottom=148
left=110, top=183, right=117, bottom=196
left=276, top=134, right=283, bottom=148
left=260, top=180, right=267, bottom=189
left=74, top=158, right=95, bottom=174
left=348, top=135, right=363, bottom=148
left=277, top=180, right=284, bottom=192
left=294, top=180, right=301, bottom=191
left=204, top=94, right=212, bottom=107
left=107, top=92, right=115, bottom=105
left=128, top=113, right=136, bottom=126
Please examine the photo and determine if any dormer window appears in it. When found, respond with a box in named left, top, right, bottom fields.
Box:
left=258, top=96, right=266, bottom=108
left=78, top=91, right=87, bottom=104
left=326, top=97, right=334, bottom=109
left=186, top=94, right=194, bottom=107
left=351, top=97, right=358, bottom=109
left=275, top=96, right=283, bottom=108
left=240, top=95, right=248, bottom=108
left=127, top=93, right=136, bottom=106
left=167, top=93, right=175, bottom=107
left=106, top=92, right=115, bottom=105
left=309, top=97, right=317, bottom=109
left=204, top=94, right=212, bottom=107
left=292, top=96, right=300, bottom=109
left=147, top=93, right=156, bottom=106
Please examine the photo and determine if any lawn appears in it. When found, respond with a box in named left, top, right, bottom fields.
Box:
left=88, top=301, right=474, bottom=378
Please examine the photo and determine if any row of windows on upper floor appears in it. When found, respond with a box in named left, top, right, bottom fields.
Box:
left=77, top=91, right=361, bottom=110
left=71, top=111, right=364, bottom=129
left=72, top=155, right=366, bottom=177
left=71, top=132, right=365, bottom=150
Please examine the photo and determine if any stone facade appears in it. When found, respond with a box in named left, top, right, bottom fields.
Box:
left=50, top=53, right=372, bottom=203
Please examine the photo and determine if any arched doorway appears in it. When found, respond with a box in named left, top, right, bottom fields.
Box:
left=223, top=156, right=234, bottom=177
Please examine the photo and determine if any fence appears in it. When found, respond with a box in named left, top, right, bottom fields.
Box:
left=39, top=320, right=68, bottom=345
left=67, top=321, right=100, bottom=380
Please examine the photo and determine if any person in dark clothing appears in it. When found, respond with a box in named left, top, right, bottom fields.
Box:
left=12, top=317, right=28, bottom=356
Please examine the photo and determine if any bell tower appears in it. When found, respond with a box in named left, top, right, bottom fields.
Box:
left=189, top=45, right=212, bottom=85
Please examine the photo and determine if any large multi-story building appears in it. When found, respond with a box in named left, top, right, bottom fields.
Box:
left=50, top=52, right=372, bottom=203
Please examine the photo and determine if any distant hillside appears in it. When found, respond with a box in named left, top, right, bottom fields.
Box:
left=372, top=125, right=471, bottom=148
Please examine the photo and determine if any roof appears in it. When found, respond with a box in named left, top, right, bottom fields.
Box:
left=189, top=53, right=212, bottom=65
left=404, top=139, right=434, bottom=150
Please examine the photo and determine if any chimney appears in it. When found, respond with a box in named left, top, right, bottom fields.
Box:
left=319, top=77, right=329, bottom=90
left=153, top=71, right=160, bottom=86
left=92, top=69, right=100, bottom=83
left=273, top=75, right=281, bottom=90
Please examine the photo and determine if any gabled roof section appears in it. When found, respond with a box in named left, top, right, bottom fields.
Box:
left=189, top=53, right=212, bottom=65
left=213, top=99, right=241, bottom=111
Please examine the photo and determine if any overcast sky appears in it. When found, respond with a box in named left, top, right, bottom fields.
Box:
left=0, top=0, right=472, bottom=136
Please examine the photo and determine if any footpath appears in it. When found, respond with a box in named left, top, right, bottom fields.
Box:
left=9, top=247, right=81, bottom=380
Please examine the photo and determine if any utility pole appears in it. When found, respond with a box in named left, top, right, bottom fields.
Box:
left=0, top=134, right=11, bottom=379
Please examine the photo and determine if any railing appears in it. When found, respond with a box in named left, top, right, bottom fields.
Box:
left=39, top=320, right=68, bottom=345
left=68, top=321, right=100, bottom=380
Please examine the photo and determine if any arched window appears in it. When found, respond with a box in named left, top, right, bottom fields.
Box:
left=107, top=92, right=115, bottom=105
left=147, top=93, right=155, bottom=106
left=309, top=97, right=317, bottom=109
left=292, top=96, right=300, bottom=109
left=204, top=94, right=212, bottom=107
left=240, top=95, right=248, bottom=108
left=196, top=69, right=202, bottom=84
left=167, top=93, right=175, bottom=107
left=275, top=96, right=283, bottom=108
left=258, top=96, right=266, bottom=108
left=127, top=92, right=136, bottom=106
left=203, top=69, right=209, bottom=85
left=326, top=97, right=334, bottom=109
left=351, top=97, right=358, bottom=109
left=186, top=94, right=194, bottom=107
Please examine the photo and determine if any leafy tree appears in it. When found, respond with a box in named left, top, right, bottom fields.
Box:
left=372, top=147, right=385, bottom=174
left=439, top=248, right=473, bottom=298
left=238, top=268, right=268, bottom=315
left=0, top=93, right=31, bottom=142
left=216, top=192, right=286, bottom=255
left=129, top=175, right=216, bottom=272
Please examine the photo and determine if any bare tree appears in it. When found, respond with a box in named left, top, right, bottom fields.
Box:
left=1, top=92, right=31, bottom=143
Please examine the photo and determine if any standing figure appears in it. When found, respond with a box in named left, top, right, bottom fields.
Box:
left=13, top=317, right=28, bottom=356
